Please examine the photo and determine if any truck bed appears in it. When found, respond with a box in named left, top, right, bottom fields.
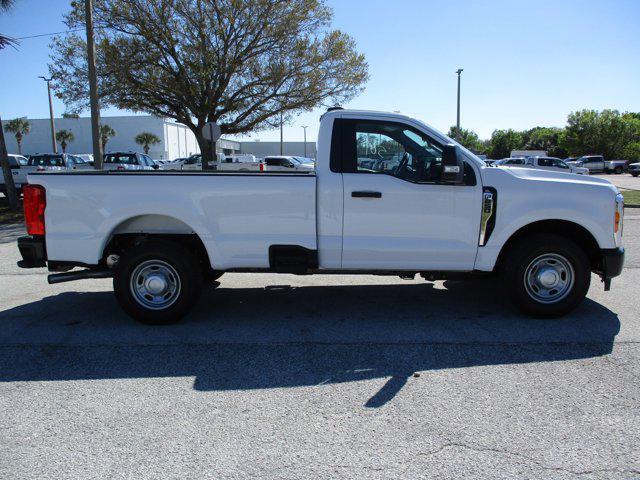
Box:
left=27, top=170, right=317, bottom=269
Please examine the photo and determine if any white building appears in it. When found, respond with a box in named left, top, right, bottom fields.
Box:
left=4, top=115, right=240, bottom=160
left=3, top=114, right=321, bottom=160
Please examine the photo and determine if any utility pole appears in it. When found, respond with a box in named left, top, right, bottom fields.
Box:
left=85, top=0, right=103, bottom=169
left=456, top=68, right=463, bottom=139
left=38, top=76, right=57, bottom=153
left=279, top=112, right=283, bottom=155
left=302, top=126, right=308, bottom=158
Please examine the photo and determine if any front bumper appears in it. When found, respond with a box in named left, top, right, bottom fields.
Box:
left=17, top=235, right=47, bottom=268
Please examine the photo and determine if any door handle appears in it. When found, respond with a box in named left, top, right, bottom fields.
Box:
left=352, top=191, right=382, bottom=198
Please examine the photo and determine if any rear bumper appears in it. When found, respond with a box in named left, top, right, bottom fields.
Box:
left=17, top=235, right=47, bottom=268
left=600, top=247, right=624, bottom=279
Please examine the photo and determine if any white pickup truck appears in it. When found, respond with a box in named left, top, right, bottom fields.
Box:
left=17, top=109, right=625, bottom=324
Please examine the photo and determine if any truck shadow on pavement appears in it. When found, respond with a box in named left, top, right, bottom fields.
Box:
left=0, top=279, right=621, bottom=407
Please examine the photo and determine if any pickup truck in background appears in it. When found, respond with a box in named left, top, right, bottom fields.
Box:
left=566, top=155, right=627, bottom=174
left=495, top=156, right=588, bottom=175
left=263, top=156, right=315, bottom=172
left=17, top=108, right=625, bottom=324
left=173, top=153, right=262, bottom=171
left=0, top=154, right=29, bottom=195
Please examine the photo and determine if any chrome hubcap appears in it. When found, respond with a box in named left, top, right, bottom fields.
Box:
left=130, top=260, right=181, bottom=310
left=524, top=253, right=574, bottom=304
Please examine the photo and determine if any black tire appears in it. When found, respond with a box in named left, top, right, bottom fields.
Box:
left=614, top=166, right=623, bottom=174
left=632, top=173, right=639, bottom=177
left=501, top=234, right=591, bottom=318
left=113, top=239, right=202, bottom=325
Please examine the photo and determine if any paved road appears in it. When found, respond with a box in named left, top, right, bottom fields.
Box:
left=0, top=214, right=639, bottom=479
left=591, top=172, right=640, bottom=191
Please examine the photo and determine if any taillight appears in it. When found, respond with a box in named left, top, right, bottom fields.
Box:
left=23, top=184, right=46, bottom=235
left=117, top=165, right=125, bottom=171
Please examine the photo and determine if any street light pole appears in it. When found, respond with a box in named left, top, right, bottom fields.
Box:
left=85, top=0, right=103, bottom=169
left=280, top=112, right=284, bottom=155
left=38, top=76, right=57, bottom=153
left=302, top=126, right=308, bottom=158
left=456, top=68, right=463, bottom=139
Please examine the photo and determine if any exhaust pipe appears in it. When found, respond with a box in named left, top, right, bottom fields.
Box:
left=47, top=269, right=113, bottom=284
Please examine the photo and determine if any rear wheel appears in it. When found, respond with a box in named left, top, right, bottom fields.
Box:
left=614, top=166, right=623, bottom=174
left=632, top=173, right=639, bottom=177
left=113, top=240, right=202, bottom=324
left=501, top=234, right=591, bottom=317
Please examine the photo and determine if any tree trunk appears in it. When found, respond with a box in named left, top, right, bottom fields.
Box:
left=17, top=138, right=22, bottom=155
left=61, top=142, right=66, bottom=153
left=144, top=145, right=149, bottom=154
left=0, top=116, right=19, bottom=210
left=195, top=131, right=216, bottom=171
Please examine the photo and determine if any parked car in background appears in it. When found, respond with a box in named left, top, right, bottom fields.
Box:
left=75, top=154, right=94, bottom=166
left=25, top=153, right=93, bottom=174
left=566, top=155, right=627, bottom=174
left=264, top=156, right=315, bottom=171
left=103, top=152, right=158, bottom=171
left=628, top=162, right=640, bottom=177
left=0, top=154, right=29, bottom=195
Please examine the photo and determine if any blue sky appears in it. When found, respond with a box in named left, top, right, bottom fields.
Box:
left=1, top=0, right=639, bottom=142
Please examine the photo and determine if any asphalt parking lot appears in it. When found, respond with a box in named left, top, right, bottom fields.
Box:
left=0, top=191, right=639, bottom=479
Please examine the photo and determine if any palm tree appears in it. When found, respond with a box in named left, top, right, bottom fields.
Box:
left=4, top=117, right=30, bottom=155
left=55, top=129, right=74, bottom=153
left=135, top=132, right=160, bottom=154
left=100, top=124, right=116, bottom=150
left=0, top=0, right=18, bottom=49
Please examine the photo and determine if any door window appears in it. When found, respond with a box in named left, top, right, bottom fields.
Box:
left=351, top=121, right=443, bottom=183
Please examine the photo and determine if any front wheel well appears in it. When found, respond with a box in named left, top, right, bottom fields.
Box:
left=494, top=220, right=601, bottom=273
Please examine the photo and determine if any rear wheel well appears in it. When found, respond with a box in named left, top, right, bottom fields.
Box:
left=495, top=220, right=601, bottom=273
left=103, top=233, right=213, bottom=276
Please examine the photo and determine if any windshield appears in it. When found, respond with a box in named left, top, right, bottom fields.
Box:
left=28, top=155, right=65, bottom=167
left=104, top=154, right=137, bottom=164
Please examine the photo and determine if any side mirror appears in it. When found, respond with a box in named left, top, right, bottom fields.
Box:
left=441, top=144, right=464, bottom=184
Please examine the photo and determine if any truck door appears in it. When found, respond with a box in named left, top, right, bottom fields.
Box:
left=581, top=156, right=604, bottom=172
left=334, top=118, right=482, bottom=271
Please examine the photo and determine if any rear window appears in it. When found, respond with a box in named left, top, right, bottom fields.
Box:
left=104, top=154, right=137, bottom=164
left=28, top=155, right=65, bottom=167
left=7, top=156, right=19, bottom=167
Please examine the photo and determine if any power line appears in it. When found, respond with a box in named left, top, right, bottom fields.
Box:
left=15, top=26, right=95, bottom=40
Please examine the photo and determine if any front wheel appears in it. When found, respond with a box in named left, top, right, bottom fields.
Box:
left=113, top=240, right=202, bottom=324
left=614, top=166, right=623, bottom=174
left=501, top=234, right=591, bottom=317
left=632, top=173, right=639, bottom=177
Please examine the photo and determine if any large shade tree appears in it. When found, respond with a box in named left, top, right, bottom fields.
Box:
left=49, top=0, right=369, bottom=169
